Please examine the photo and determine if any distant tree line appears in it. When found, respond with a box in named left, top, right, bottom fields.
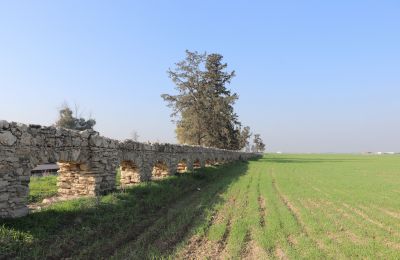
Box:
left=162, top=50, right=265, bottom=152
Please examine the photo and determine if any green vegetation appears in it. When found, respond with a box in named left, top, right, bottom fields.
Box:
left=161, top=50, right=253, bottom=150
left=28, top=176, right=58, bottom=203
left=55, top=103, right=96, bottom=130
left=0, top=162, right=247, bottom=259
left=2, top=154, right=400, bottom=259
left=173, top=154, right=400, bottom=259
left=115, top=168, right=121, bottom=187
left=253, top=133, right=266, bottom=152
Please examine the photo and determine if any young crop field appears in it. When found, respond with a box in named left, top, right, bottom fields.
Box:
left=171, top=154, right=400, bottom=259
left=1, top=154, right=400, bottom=259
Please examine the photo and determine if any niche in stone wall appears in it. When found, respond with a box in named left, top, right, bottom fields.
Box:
left=193, top=159, right=201, bottom=169
left=214, top=157, right=221, bottom=165
left=151, top=161, right=169, bottom=180
left=119, top=161, right=141, bottom=187
left=176, top=159, right=188, bottom=173
left=205, top=159, right=214, bottom=167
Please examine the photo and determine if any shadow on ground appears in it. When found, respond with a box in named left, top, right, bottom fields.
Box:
left=0, top=159, right=254, bottom=259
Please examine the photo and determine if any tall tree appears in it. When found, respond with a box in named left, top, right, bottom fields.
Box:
left=253, top=134, right=266, bottom=153
left=238, top=126, right=252, bottom=150
left=55, top=105, right=76, bottom=129
left=55, top=104, right=96, bottom=131
left=162, top=50, right=250, bottom=150
left=162, top=51, right=207, bottom=145
left=202, top=53, right=238, bottom=149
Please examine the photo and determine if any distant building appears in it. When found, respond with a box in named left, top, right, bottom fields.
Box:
left=31, top=163, right=59, bottom=177
left=363, top=152, right=398, bottom=155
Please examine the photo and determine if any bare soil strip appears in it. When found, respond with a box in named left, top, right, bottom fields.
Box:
left=240, top=229, right=252, bottom=257
left=257, top=172, right=266, bottom=228
left=275, top=246, right=288, bottom=260
left=217, top=218, right=233, bottom=258
left=287, top=234, right=298, bottom=246
left=242, top=238, right=270, bottom=260
left=177, top=182, right=244, bottom=259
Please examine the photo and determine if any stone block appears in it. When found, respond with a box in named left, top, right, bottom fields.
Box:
left=10, top=207, right=29, bottom=218
left=0, top=120, right=9, bottom=129
left=0, top=181, right=9, bottom=188
left=10, top=197, right=26, bottom=204
left=0, top=193, right=9, bottom=201
left=0, top=131, right=17, bottom=146
left=58, top=182, right=71, bottom=189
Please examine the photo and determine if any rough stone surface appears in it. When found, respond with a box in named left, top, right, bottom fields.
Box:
left=0, top=131, right=17, bottom=146
left=0, top=120, right=260, bottom=218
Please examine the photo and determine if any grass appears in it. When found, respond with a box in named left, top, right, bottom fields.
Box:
left=1, top=154, right=400, bottom=259
left=28, top=176, right=58, bottom=203
left=0, top=162, right=247, bottom=259
left=172, top=154, right=400, bottom=259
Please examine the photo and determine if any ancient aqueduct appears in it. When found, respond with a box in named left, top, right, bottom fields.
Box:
left=0, top=120, right=259, bottom=218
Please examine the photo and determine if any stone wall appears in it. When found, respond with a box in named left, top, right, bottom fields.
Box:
left=0, top=120, right=260, bottom=218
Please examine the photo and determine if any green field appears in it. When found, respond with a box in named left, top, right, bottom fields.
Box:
left=1, top=154, right=400, bottom=259
left=28, top=176, right=58, bottom=203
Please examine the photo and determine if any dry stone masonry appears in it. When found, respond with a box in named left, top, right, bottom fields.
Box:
left=0, top=120, right=260, bottom=218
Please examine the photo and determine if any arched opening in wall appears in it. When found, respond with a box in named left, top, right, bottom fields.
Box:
left=193, top=159, right=201, bottom=169
left=176, top=159, right=188, bottom=174
left=29, top=161, right=59, bottom=205
left=205, top=159, right=213, bottom=167
left=214, top=157, right=220, bottom=165
left=152, top=161, right=170, bottom=180
left=119, top=161, right=141, bottom=188
left=30, top=161, right=94, bottom=205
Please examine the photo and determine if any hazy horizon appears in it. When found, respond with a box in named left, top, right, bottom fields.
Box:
left=1, top=1, right=399, bottom=153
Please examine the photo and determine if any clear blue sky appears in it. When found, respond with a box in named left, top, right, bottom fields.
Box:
left=0, top=1, right=399, bottom=153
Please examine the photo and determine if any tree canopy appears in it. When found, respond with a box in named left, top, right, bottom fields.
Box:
left=55, top=104, right=96, bottom=131
left=162, top=50, right=251, bottom=150
left=253, top=134, right=266, bottom=153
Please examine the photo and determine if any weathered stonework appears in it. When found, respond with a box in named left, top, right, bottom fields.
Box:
left=0, top=120, right=260, bottom=218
